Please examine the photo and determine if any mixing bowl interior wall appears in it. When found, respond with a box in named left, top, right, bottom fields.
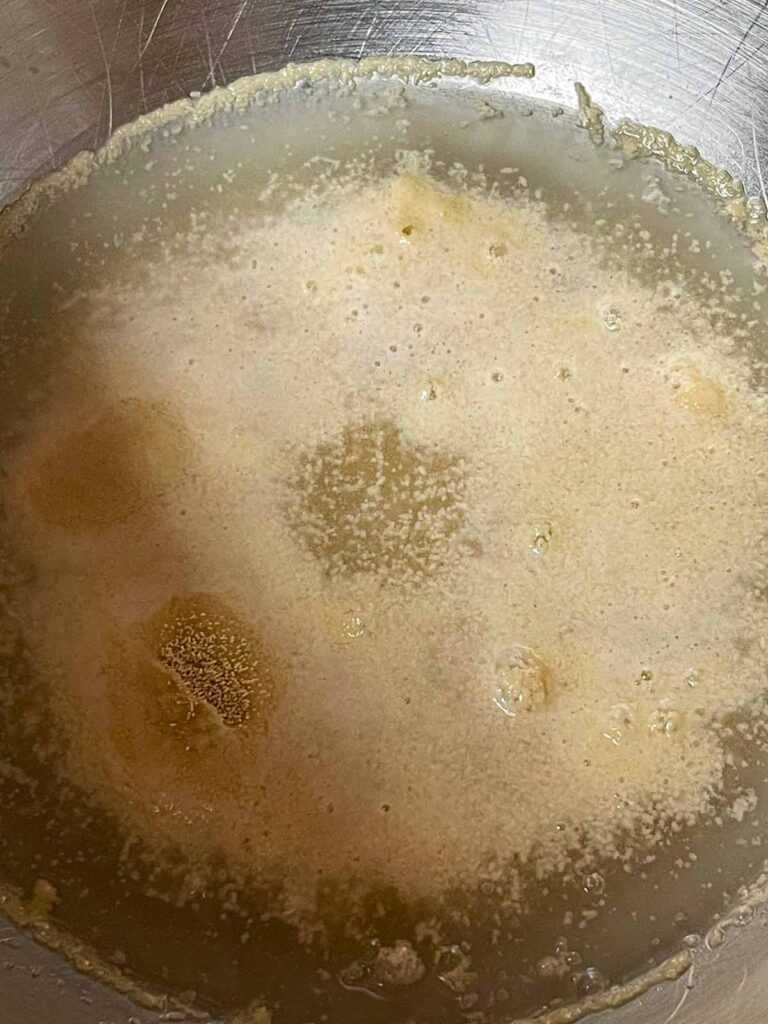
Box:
left=1, top=0, right=768, bottom=206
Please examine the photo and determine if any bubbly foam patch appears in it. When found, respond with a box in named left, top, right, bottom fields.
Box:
left=285, top=417, right=468, bottom=583
left=4, top=171, right=768, bottom=919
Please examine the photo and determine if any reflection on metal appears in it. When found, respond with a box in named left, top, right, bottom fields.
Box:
left=1, top=1, right=768, bottom=1022
left=0, top=0, right=767, bottom=206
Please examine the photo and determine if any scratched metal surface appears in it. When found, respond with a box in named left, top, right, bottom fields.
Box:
left=0, top=0, right=768, bottom=205
left=2, top=1, right=768, bottom=1022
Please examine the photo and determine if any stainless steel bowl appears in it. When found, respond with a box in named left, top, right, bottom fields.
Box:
left=2, top=2, right=768, bottom=1021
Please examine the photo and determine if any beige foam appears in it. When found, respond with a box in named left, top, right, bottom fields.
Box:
left=4, top=172, right=768, bottom=916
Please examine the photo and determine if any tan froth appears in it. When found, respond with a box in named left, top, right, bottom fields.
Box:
left=4, top=173, right=768, bottom=916
left=388, top=174, right=469, bottom=239
left=674, top=364, right=728, bottom=417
